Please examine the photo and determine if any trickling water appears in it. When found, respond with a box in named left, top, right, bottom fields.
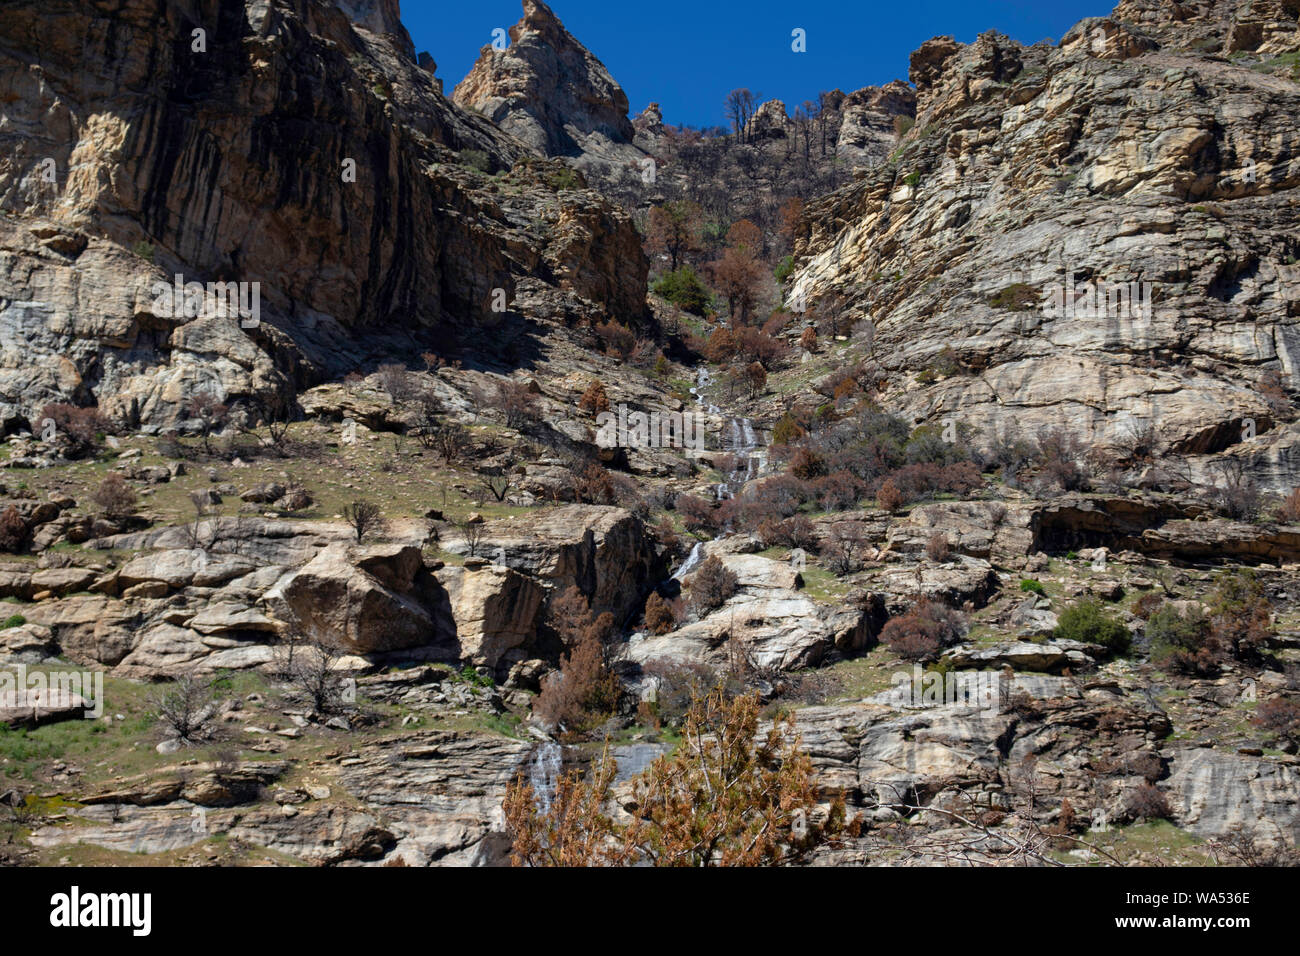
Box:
left=530, top=741, right=562, bottom=812
left=673, top=541, right=704, bottom=581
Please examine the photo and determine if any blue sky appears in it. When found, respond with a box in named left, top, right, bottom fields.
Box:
left=402, top=0, right=1111, bottom=129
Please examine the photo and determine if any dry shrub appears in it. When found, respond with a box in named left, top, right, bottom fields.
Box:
left=578, top=381, right=610, bottom=414
left=675, top=493, right=719, bottom=535
left=90, top=473, right=138, bottom=518
left=1252, top=697, right=1300, bottom=742
left=757, top=514, right=817, bottom=550
left=0, top=505, right=26, bottom=553
left=573, top=461, right=617, bottom=505
left=925, top=532, right=951, bottom=562
left=876, top=478, right=904, bottom=513
left=644, top=591, right=680, bottom=635
left=594, top=320, right=636, bottom=358
left=535, top=587, right=618, bottom=735
left=822, top=521, right=870, bottom=575
left=880, top=599, right=966, bottom=661
left=1130, top=592, right=1163, bottom=620
left=38, top=403, right=110, bottom=458
left=789, top=446, right=826, bottom=480
left=690, top=554, right=737, bottom=612
left=815, top=471, right=861, bottom=511
left=505, top=685, right=855, bottom=866
left=493, top=380, right=540, bottom=428
left=1122, top=783, right=1173, bottom=822
left=1277, top=488, right=1300, bottom=524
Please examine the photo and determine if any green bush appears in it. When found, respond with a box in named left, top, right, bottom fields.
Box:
left=457, top=665, right=493, bottom=688
left=131, top=240, right=154, bottom=261
left=1019, top=579, right=1046, bottom=596
left=988, top=283, right=1040, bottom=311
left=651, top=266, right=711, bottom=316
left=1145, top=602, right=1210, bottom=668
left=903, top=171, right=921, bottom=187
left=1, top=613, right=26, bottom=629
left=774, top=256, right=795, bottom=286
left=545, top=166, right=582, bottom=190
left=1053, top=597, right=1130, bottom=655
left=457, top=148, right=491, bottom=173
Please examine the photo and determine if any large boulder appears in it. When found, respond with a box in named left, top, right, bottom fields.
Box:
left=887, top=501, right=1034, bottom=565
left=24, top=595, right=139, bottom=667
left=873, top=557, right=1002, bottom=611
left=264, top=543, right=447, bottom=654
left=434, top=563, right=545, bottom=669
left=941, top=638, right=1099, bottom=674
left=460, top=505, right=663, bottom=623
left=623, top=552, right=873, bottom=672
left=0, top=686, right=92, bottom=727
left=1164, top=748, right=1300, bottom=844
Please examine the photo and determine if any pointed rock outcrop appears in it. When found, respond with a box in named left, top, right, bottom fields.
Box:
left=453, top=0, right=647, bottom=172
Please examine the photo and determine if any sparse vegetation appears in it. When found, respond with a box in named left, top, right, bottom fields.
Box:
left=1054, top=597, right=1130, bottom=656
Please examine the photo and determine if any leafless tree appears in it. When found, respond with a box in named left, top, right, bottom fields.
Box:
left=376, top=363, right=416, bottom=404
left=430, top=422, right=470, bottom=463
left=188, top=393, right=229, bottom=455
left=478, top=471, right=515, bottom=504
left=824, top=522, right=870, bottom=575
left=290, top=634, right=352, bottom=716
left=342, top=499, right=384, bottom=541
left=152, top=673, right=217, bottom=745
left=452, top=515, right=486, bottom=557
left=184, top=489, right=217, bottom=552
left=725, top=88, right=760, bottom=144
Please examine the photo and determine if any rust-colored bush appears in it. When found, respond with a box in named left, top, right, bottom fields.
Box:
left=925, top=532, right=951, bottom=562
left=880, top=599, right=966, bottom=661
left=90, top=472, right=139, bottom=519
left=1122, top=783, right=1173, bottom=822
left=690, top=555, right=738, bottom=612
left=644, top=591, right=679, bottom=635
left=1277, top=488, right=1300, bottom=524
left=876, top=478, right=904, bottom=513
left=0, top=505, right=26, bottom=553
left=578, top=381, right=610, bottom=414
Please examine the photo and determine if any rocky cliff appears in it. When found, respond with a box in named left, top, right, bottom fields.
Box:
left=453, top=0, right=646, bottom=177
left=4, top=0, right=1300, bottom=872
left=0, top=0, right=647, bottom=428
left=789, top=0, right=1300, bottom=489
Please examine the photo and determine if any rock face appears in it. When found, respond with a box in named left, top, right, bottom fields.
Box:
left=453, top=0, right=646, bottom=175
left=434, top=563, right=545, bottom=669
left=746, top=100, right=791, bottom=140
left=623, top=550, right=874, bottom=672
left=790, top=0, right=1300, bottom=489
left=265, top=543, right=449, bottom=654
left=1165, top=748, right=1300, bottom=843
left=7, top=505, right=662, bottom=680
left=0, top=0, right=647, bottom=426
left=462, top=505, right=664, bottom=622
left=835, top=81, right=918, bottom=169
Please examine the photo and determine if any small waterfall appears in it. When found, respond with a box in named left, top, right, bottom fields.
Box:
left=722, top=415, right=764, bottom=489
left=673, top=541, right=704, bottom=581
left=530, top=741, right=562, bottom=812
